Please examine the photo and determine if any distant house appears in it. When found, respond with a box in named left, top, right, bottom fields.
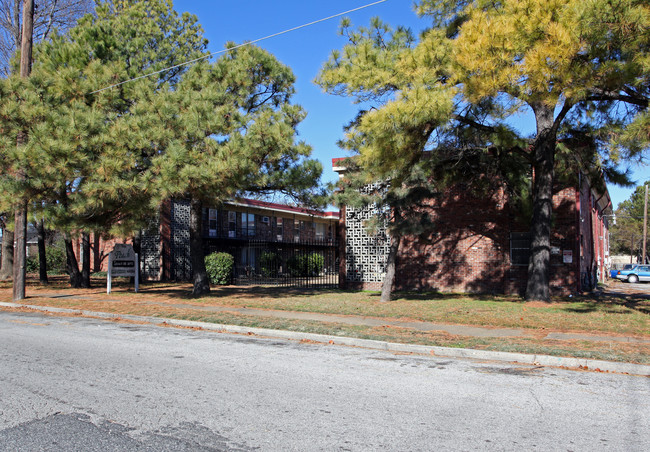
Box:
left=82, top=198, right=340, bottom=285
left=333, top=159, right=611, bottom=296
left=0, top=224, right=39, bottom=259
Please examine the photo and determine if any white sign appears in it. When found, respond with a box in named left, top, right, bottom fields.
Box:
left=110, top=244, right=136, bottom=277
left=107, top=244, right=138, bottom=294
left=563, top=250, right=573, bottom=264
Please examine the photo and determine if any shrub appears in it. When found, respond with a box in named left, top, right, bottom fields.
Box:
left=305, top=252, right=324, bottom=276
left=287, top=254, right=303, bottom=277
left=205, top=252, right=234, bottom=285
left=287, top=252, right=324, bottom=277
left=25, top=242, right=67, bottom=275
left=260, top=251, right=281, bottom=277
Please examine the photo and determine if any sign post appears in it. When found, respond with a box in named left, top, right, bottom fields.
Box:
left=107, top=244, right=138, bottom=294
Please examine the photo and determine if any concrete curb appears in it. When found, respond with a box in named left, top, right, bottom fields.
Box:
left=2, top=301, right=649, bottom=376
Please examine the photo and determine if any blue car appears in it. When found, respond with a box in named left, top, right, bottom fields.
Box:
left=615, top=264, right=650, bottom=283
left=610, top=264, right=634, bottom=278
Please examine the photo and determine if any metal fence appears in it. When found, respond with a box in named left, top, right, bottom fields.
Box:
left=205, top=239, right=339, bottom=288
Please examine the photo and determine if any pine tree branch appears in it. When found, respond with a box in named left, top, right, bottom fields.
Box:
left=452, top=113, right=498, bottom=134
left=585, top=88, right=648, bottom=108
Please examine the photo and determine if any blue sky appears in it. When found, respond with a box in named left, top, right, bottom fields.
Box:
left=172, top=0, right=646, bottom=210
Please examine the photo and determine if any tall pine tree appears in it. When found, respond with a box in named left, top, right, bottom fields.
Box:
left=0, top=0, right=207, bottom=287
left=146, top=46, right=324, bottom=296
left=318, top=0, right=649, bottom=301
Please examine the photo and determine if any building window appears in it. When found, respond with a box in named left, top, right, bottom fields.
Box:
left=315, top=222, right=326, bottom=241
left=510, top=232, right=531, bottom=266
left=228, top=211, right=237, bottom=238
left=208, top=209, right=218, bottom=237
left=275, top=217, right=284, bottom=240
left=242, top=212, right=255, bottom=237
left=240, top=247, right=257, bottom=276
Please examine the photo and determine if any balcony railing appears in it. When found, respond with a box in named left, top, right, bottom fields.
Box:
left=205, top=227, right=337, bottom=246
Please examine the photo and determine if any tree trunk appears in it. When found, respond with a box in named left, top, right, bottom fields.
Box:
left=37, top=218, right=48, bottom=284
left=131, top=231, right=142, bottom=284
left=380, top=232, right=401, bottom=302
left=12, top=201, right=27, bottom=301
left=0, top=228, right=13, bottom=280
left=12, top=0, right=21, bottom=49
left=64, top=235, right=82, bottom=288
left=13, top=0, right=35, bottom=302
left=190, top=198, right=210, bottom=296
left=525, top=105, right=556, bottom=302
left=81, top=231, right=91, bottom=288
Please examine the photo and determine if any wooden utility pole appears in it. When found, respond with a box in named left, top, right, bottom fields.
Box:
left=643, top=184, right=648, bottom=264
left=13, top=0, right=34, bottom=301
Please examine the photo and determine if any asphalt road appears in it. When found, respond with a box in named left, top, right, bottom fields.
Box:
left=0, top=310, right=648, bottom=451
left=605, top=280, right=650, bottom=299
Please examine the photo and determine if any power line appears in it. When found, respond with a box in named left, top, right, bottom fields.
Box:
left=89, top=0, right=389, bottom=95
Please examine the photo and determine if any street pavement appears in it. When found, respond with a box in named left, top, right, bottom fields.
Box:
left=1, top=309, right=648, bottom=451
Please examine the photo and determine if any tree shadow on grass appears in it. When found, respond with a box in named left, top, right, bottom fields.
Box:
left=138, top=284, right=351, bottom=301
left=561, top=291, right=650, bottom=316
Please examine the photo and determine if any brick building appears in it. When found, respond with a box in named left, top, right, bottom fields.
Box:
left=82, top=198, right=339, bottom=284
left=334, top=159, right=612, bottom=296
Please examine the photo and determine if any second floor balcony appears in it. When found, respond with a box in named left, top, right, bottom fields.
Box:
left=204, top=226, right=337, bottom=247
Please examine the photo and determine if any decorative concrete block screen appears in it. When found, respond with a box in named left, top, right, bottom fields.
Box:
left=345, top=183, right=391, bottom=283
left=171, top=199, right=192, bottom=280
left=141, top=215, right=161, bottom=280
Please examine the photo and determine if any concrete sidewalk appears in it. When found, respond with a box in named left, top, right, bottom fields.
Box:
left=151, top=300, right=649, bottom=343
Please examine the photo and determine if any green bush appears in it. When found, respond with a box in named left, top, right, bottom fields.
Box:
left=306, top=252, right=324, bottom=276
left=286, top=254, right=302, bottom=277
left=260, top=251, right=281, bottom=277
left=287, top=252, right=324, bottom=277
left=25, top=242, right=67, bottom=275
left=205, top=252, right=234, bottom=285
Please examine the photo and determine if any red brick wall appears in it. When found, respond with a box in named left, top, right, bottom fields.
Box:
left=72, top=234, right=133, bottom=273
left=339, top=182, right=583, bottom=296
left=395, top=185, right=512, bottom=294
left=547, top=186, right=580, bottom=295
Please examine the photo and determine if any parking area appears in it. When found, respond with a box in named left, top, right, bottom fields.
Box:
left=603, top=279, right=650, bottom=299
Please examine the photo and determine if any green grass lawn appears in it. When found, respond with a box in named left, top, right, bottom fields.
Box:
left=187, top=286, right=649, bottom=336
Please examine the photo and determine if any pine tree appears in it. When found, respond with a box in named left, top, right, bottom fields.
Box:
left=0, top=0, right=93, bottom=282
left=0, top=0, right=207, bottom=287
left=1, top=1, right=324, bottom=295
left=146, top=46, right=325, bottom=296
left=317, top=0, right=649, bottom=301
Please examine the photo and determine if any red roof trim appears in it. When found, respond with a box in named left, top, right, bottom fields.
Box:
left=234, top=198, right=339, bottom=219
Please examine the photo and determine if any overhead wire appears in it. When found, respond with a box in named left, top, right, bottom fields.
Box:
left=89, top=0, right=389, bottom=94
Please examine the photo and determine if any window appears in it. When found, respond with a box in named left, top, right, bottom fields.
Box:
left=315, top=222, right=326, bottom=240
left=275, top=217, right=284, bottom=240
left=242, top=212, right=255, bottom=237
left=228, top=211, right=237, bottom=237
left=510, top=232, right=530, bottom=266
left=294, top=219, right=301, bottom=242
left=208, top=209, right=218, bottom=237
